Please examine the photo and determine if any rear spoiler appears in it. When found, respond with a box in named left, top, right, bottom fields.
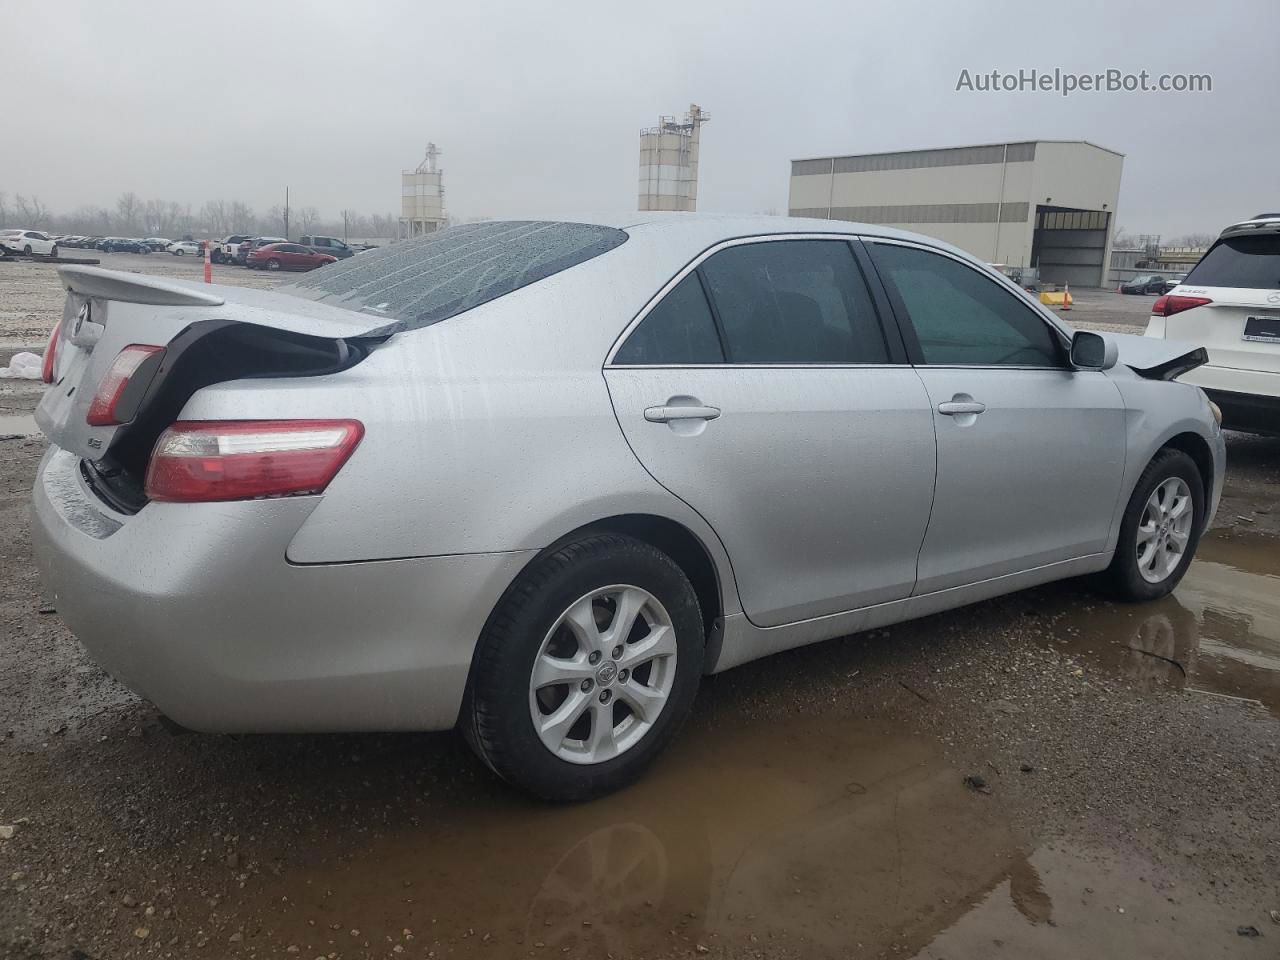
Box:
left=58, top=265, right=225, bottom=307
left=1105, top=332, right=1209, bottom=381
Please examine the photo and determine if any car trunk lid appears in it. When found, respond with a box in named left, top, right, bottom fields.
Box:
left=36, top=265, right=385, bottom=466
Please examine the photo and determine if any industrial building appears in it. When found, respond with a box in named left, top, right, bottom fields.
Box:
left=638, top=104, right=710, bottom=212
left=789, top=140, right=1124, bottom=287
left=400, top=142, right=446, bottom=238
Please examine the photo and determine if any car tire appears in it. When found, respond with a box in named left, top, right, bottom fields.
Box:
left=23, top=245, right=32, bottom=255
left=174, top=249, right=184, bottom=256
left=266, top=258, right=281, bottom=271
left=1101, top=448, right=1204, bottom=602
left=464, top=533, right=705, bottom=802
left=50, top=245, right=58, bottom=258
left=211, top=250, right=223, bottom=264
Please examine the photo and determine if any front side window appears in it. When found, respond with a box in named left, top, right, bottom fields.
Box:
left=868, top=243, right=1063, bottom=367
left=698, top=240, right=889, bottom=364
left=614, top=273, right=723, bottom=365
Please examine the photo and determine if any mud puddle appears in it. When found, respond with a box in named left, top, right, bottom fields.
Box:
left=214, top=717, right=1019, bottom=957
left=191, top=707, right=1259, bottom=960
left=0, top=412, right=39, bottom=437
left=1045, top=529, right=1280, bottom=715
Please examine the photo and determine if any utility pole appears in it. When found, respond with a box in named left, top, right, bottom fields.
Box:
left=284, top=186, right=290, bottom=240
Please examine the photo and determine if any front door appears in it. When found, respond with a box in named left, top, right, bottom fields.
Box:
left=865, top=239, right=1127, bottom=594
left=604, top=237, right=937, bottom=627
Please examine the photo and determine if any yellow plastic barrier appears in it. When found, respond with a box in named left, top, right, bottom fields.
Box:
left=1039, top=289, right=1074, bottom=310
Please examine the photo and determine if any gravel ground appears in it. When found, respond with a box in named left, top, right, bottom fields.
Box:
left=1, top=263, right=1277, bottom=959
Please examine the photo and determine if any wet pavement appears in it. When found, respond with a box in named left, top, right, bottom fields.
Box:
left=0, top=413, right=39, bottom=438
left=1044, top=529, right=1280, bottom=716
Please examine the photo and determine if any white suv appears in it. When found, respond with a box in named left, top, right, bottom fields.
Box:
left=1145, top=215, right=1280, bottom=435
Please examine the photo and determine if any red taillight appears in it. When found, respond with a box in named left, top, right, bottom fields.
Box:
left=41, top=321, right=62, bottom=384
left=1152, top=295, right=1212, bottom=318
left=144, top=419, right=364, bottom=503
left=86, top=344, right=165, bottom=426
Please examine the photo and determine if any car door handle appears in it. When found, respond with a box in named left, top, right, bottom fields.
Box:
left=644, top=404, right=721, bottom=423
left=937, top=400, right=987, bottom=416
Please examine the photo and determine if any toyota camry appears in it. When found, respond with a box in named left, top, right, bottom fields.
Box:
left=33, top=215, right=1224, bottom=800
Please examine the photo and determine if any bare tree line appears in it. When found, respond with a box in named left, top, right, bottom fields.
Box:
left=0, top=191, right=399, bottom=240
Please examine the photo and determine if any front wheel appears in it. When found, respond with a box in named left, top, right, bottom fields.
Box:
left=23, top=245, right=32, bottom=255
left=265, top=258, right=281, bottom=271
left=50, top=245, right=58, bottom=258
left=1102, top=449, right=1204, bottom=602
left=174, top=249, right=184, bottom=256
left=464, top=534, right=705, bottom=801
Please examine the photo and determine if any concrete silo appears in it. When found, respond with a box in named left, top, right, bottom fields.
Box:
left=401, top=142, right=446, bottom=238
left=638, top=104, right=709, bottom=212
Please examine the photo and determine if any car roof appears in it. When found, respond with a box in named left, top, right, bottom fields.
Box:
left=1219, top=216, right=1280, bottom=239
left=517, top=211, right=983, bottom=266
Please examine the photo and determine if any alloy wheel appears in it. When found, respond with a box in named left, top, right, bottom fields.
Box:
left=1136, top=477, right=1193, bottom=583
left=528, top=585, right=677, bottom=765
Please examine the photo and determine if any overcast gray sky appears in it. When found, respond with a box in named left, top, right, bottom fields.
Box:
left=3, top=0, right=1275, bottom=237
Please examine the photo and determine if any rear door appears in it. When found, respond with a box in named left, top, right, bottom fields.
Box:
left=604, top=236, right=937, bottom=628
left=865, top=239, right=1126, bottom=594
left=1165, top=233, right=1280, bottom=379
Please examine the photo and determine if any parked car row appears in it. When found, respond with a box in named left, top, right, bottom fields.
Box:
left=54, top=236, right=168, bottom=253
left=8, top=232, right=372, bottom=273
left=210, top=234, right=359, bottom=267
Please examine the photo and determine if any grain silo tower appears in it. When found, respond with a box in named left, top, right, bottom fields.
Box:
left=638, top=104, right=710, bottom=212
left=400, top=142, right=446, bottom=238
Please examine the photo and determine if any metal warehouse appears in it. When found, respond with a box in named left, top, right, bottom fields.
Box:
left=789, top=140, right=1123, bottom=287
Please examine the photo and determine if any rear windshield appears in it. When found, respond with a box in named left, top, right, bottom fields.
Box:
left=1184, top=235, right=1280, bottom=289
left=282, top=221, right=628, bottom=331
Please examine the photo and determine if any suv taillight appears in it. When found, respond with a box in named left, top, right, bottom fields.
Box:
left=86, top=344, right=165, bottom=425
left=41, top=321, right=62, bottom=384
left=1152, top=295, right=1212, bottom=317
left=144, top=419, right=364, bottom=503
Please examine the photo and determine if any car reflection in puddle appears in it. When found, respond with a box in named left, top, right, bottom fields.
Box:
left=247, top=717, right=1033, bottom=958
left=1048, top=529, right=1279, bottom=715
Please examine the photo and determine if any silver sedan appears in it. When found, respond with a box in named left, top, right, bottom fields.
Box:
left=32, top=216, right=1224, bottom=800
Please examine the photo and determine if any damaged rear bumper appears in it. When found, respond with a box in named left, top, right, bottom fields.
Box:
left=31, top=447, right=533, bottom=733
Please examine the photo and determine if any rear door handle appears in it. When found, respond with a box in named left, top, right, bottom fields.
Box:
left=644, top=404, right=721, bottom=423
left=937, top=400, right=987, bottom=416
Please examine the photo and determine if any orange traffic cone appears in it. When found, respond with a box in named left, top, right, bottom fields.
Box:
left=1060, top=283, right=1072, bottom=311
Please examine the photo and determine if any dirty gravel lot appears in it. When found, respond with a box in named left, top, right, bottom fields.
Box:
left=1, top=255, right=1278, bottom=959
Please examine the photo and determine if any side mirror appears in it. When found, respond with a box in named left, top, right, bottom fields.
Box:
left=1070, top=330, right=1118, bottom=370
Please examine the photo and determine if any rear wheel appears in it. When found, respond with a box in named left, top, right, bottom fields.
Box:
left=464, top=534, right=704, bottom=801
left=1102, top=449, right=1204, bottom=602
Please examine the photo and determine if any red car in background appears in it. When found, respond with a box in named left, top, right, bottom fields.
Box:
left=246, top=242, right=337, bottom=272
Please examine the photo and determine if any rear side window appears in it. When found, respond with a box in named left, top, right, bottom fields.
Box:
left=284, top=221, right=628, bottom=330
left=869, top=243, right=1062, bottom=367
left=1185, top=235, right=1280, bottom=289
left=699, top=240, right=889, bottom=364
left=614, top=274, right=723, bottom=364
